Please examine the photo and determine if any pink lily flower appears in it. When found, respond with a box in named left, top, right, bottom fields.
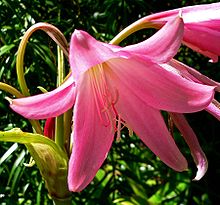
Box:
left=9, top=16, right=215, bottom=191
left=126, top=3, right=220, bottom=62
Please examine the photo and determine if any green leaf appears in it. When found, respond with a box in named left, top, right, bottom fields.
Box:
left=0, top=44, right=15, bottom=56
left=7, top=149, right=26, bottom=187
left=127, top=177, right=147, bottom=199
left=0, top=143, right=18, bottom=166
left=30, top=42, right=57, bottom=72
left=9, top=150, right=26, bottom=195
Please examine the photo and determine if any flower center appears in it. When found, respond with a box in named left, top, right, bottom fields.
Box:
left=88, top=63, right=134, bottom=139
left=88, top=63, right=118, bottom=132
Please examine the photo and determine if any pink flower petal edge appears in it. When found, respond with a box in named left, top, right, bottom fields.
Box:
left=135, top=3, right=220, bottom=61
left=123, top=15, right=184, bottom=63
left=205, top=101, right=220, bottom=121
left=183, top=24, right=220, bottom=62
left=169, top=59, right=220, bottom=92
left=148, top=3, right=220, bottom=23
left=170, top=113, right=208, bottom=180
left=164, top=60, right=220, bottom=122
left=10, top=76, right=76, bottom=119
left=106, top=58, right=215, bottom=113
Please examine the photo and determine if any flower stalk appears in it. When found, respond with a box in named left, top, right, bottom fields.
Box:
left=55, top=46, right=65, bottom=149
left=110, top=21, right=158, bottom=45
left=16, top=22, right=68, bottom=96
left=52, top=197, right=72, bottom=205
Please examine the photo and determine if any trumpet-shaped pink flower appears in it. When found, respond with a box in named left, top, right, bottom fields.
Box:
left=9, top=16, right=215, bottom=191
left=134, top=3, right=220, bottom=62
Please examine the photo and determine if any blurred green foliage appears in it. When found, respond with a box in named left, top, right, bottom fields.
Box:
left=0, top=0, right=220, bottom=204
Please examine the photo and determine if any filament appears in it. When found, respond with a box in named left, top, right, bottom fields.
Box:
left=88, top=63, right=133, bottom=139
left=88, top=64, right=117, bottom=131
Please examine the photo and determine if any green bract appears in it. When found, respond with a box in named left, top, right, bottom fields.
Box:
left=0, top=128, right=71, bottom=203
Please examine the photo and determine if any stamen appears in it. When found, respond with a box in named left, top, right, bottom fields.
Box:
left=116, top=116, right=122, bottom=142
left=115, top=116, right=134, bottom=141
left=128, top=126, right=134, bottom=137
left=88, top=63, right=117, bottom=132
left=88, top=63, right=132, bottom=140
left=168, top=114, right=174, bottom=137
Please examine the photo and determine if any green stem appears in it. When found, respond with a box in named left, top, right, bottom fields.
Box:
left=57, top=46, right=65, bottom=87
left=55, top=46, right=65, bottom=148
left=64, top=108, right=73, bottom=156
left=52, top=197, right=72, bottom=205
left=16, top=23, right=68, bottom=96
left=0, top=82, right=23, bottom=97
left=55, top=115, right=64, bottom=147
left=29, top=120, right=43, bottom=135
left=110, top=18, right=161, bottom=45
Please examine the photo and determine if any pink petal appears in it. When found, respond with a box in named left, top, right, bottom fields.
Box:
left=68, top=72, right=115, bottom=192
left=162, top=62, right=220, bottom=121
left=205, top=101, right=220, bottom=121
left=69, top=30, right=130, bottom=79
left=170, top=59, right=220, bottom=92
left=108, top=70, right=188, bottom=171
left=170, top=113, right=208, bottom=180
left=193, top=20, right=220, bottom=33
left=183, top=24, right=220, bottom=62
left=105, top=58, right=214, bottom=113
left=10, top=76, right=75, bottom=119
left=178, top=4, right=220, bottom=24
left=123, top=15, right=184, bottom=63
left=134, top=3, right=220, bottom=61
left=148, top=3, right=220, bottom=23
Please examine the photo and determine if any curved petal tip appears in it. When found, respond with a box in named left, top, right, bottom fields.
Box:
left=193, top=152, right=208, bottom=181
left=170, top=113, right=208, bottom=181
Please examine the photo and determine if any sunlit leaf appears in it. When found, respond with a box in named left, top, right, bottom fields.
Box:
left=0, top=44, right=15, bottom=56
left=0, top=143, right=18, bottom=166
